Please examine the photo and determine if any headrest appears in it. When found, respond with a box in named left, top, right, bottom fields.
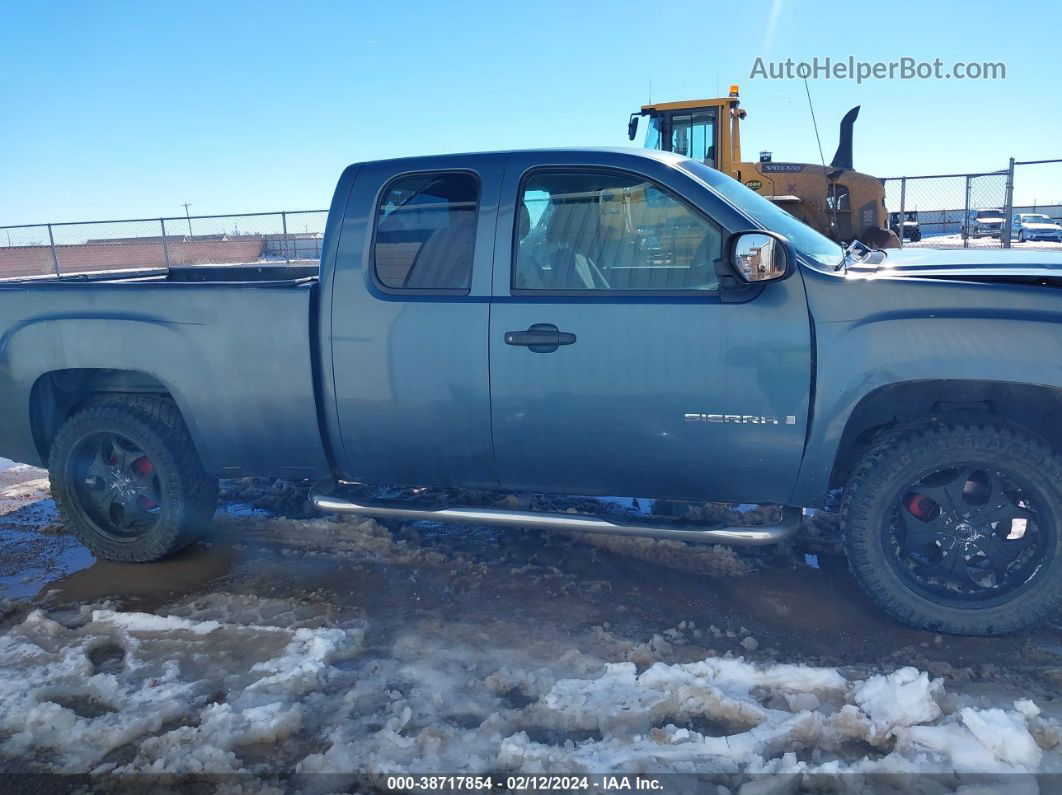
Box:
left=518, top=202, right=531, bottom=239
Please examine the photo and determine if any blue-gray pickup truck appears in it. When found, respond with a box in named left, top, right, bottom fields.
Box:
left=2, top=148, right=1060, bottom=636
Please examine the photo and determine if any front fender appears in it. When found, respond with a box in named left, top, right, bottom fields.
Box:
left=790, top=269, right=1062, bottom=506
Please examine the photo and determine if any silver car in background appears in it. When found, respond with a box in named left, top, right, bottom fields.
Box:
left=1011, top=213, right=1062, bottom=243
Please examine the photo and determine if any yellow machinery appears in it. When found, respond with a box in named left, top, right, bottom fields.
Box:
left=628, top=85, right=888, bottom=243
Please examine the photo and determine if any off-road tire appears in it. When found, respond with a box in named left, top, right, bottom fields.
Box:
left=841, top=419, right=1062, bottom=635
left=49, top=396, right=219, bottom=562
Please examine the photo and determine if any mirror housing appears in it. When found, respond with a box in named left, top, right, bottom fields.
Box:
left=627, top=113, right=640, bottom=142
left=727, top=230, right=793, bottom=283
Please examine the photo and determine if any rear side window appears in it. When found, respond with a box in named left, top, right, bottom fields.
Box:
left=373, top=172, right=478, bottom=291
left=513, top=170, right=722, bottom=292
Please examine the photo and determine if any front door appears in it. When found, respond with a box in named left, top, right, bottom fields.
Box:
left=488, top=155, right=812, bottom=504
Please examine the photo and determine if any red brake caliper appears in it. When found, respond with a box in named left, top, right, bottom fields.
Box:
left=906, top=494, right=935, bottom=519
left=133, top=457, right=156, bottom=509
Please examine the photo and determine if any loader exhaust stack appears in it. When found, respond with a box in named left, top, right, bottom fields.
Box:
left=829, top=106, right=860, bottom=171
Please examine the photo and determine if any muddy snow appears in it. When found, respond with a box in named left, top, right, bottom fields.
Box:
left=2, top=470, right=1062, bottom=790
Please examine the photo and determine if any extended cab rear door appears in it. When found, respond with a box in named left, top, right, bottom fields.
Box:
left=487, top=152, right=813, bottom=504
left=328, top=155, right=503, bottom=489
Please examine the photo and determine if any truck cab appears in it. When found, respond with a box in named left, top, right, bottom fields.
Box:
left=323, top=149, right=813, bottom=504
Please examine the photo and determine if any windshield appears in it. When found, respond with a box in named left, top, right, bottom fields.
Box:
left=1021, top=214, right=1053, bottom=224
left=976, top=210, right=1003, bottom=220
left=679, top=158, right=843, bottom=269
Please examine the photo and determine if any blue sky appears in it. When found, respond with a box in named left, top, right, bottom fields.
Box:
left=1, top=0, right=1059, bottom=224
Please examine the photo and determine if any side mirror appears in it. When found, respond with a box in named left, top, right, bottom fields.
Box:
left=627, top=114, right=640, bottom=142
left=728, top=230, right=792, bottom=283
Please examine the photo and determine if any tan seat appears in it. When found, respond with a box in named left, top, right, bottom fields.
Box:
left=402, top=211, right=476, bottom=289
left=543, top=200, right=608, bottom=289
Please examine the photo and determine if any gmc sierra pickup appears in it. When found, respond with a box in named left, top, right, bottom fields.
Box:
left=1, top=148, right=1060, bottom=636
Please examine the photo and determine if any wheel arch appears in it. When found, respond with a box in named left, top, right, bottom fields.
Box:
left=828, top=379, right=1062, bottom=493
left=29, top=368, right=208, bottom=471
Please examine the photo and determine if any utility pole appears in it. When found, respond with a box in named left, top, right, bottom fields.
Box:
left=1002, top=158, right=1015, bottom=249
left=181, top=203, right=193, bottom=237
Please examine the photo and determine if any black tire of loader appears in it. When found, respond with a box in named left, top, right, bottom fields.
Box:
left=49, top=396, right=219, bottom=562
left=840, top=419, right=1062, bottom=635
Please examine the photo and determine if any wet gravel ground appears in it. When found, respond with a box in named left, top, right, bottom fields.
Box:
left=3, top=470, right=1060, bottom=697
left=1, top=466, right=1061, bottom=784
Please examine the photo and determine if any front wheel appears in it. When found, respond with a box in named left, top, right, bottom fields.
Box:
left=841, top=420, right=1062, bottom=635
left=49, top=397, right=218, bottom=562
left=1019, top=230, right=1026, bottom=243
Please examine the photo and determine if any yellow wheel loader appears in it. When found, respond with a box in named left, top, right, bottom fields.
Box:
left=627, top=86, right=891, bottom=245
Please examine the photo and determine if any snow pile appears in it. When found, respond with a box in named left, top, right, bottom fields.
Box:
left=499, top=659, right=1057, bottom=778
left=0, top=596, right=1058, bottom=783
left=0, top=597, right=364, bottom=774
left=853, top=666, right=942, bottom=739
left=0, top=466, right=50, bottom=513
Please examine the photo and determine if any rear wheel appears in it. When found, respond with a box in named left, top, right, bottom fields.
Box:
left=841, top=420, right=1062, bottom=635
left=49, top=397, right=218, bottom=562
left=1019, top=230, right=1026, bottom=243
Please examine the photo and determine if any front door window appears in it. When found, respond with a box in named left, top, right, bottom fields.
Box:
left=513, top=170, right=722, bottom=292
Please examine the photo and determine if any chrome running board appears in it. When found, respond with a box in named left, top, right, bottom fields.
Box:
left=309, top=480, right=799, bottom=546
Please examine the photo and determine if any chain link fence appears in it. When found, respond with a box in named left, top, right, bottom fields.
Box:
left=3, top=159, right=1061, bottom=278
left=882, top=159, right=1062, bottom=250
left=0, top=210, right=328, bottom=280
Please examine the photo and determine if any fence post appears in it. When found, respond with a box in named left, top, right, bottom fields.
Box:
left=1002, top=157, right=1015, bottom=249
left=963, top=175, right=971, bottom=249
left=46, top=223, right=60, bottom=276
left=897, top=178, right=906, bottom=249
left=160, top=219, right=171, bottom=268
left=281, top=211, right=290, bottom=263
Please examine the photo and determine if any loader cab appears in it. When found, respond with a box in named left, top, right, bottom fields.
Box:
left=628, top=87, right=744, bottom=178
left=639, top=107, right=718, bottom=167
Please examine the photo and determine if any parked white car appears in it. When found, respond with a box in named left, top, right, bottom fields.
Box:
left=1012, top=213, right=1062, bottom=243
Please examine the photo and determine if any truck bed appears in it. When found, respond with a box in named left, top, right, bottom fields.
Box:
left=0, top=270, right=331, bottom=479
